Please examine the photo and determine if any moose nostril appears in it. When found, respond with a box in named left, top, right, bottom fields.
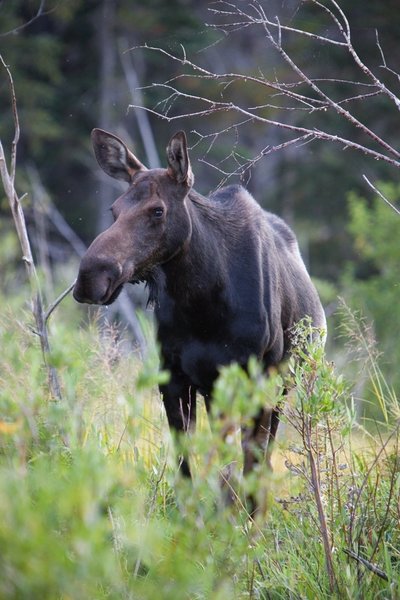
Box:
left=79, top=258, right=120, bottom=280
left=74, top=257, right=122, bottom=304
left=98, top=260, right=121, bottom=279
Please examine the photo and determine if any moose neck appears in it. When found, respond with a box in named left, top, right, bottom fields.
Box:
left=160, top=190, right=225, bottom=304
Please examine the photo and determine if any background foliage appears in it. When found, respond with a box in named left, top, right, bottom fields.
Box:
left=1, top=1, right=399, bottom=388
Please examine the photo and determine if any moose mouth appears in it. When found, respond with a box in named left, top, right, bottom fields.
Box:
left=73, top=277, right=125, bottom=306
left=99, top=275, right=145, bottom=305
left=102, top=282, right=124, bottom=305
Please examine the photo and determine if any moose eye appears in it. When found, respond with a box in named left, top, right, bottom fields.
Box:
left=153, top=207, right=164, bottom=218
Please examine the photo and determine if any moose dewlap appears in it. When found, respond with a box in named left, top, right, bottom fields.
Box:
left=74, top=129, right=326, bottom=506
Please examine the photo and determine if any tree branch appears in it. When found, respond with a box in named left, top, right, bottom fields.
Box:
left=0, top=54, right=63, bottom=401
left=130, top=89, right=400, bottom=170
left=343, top=549, right=388, bottom=581
left=363, top=175, right=400, bottom=217
left=0, top=0, right=48, bottom=38
left=128, top=0, right=400, bottom=181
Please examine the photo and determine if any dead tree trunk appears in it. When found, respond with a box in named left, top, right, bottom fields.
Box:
left=0, top=56, right=63, bottom=401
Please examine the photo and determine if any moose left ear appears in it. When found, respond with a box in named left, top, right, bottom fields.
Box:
left=166, top=131, right=194, bottom=187
left=91, top=128, right=146, bottom=183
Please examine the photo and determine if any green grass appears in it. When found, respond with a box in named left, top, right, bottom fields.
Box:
left=0, top=295, right=399, bottom=599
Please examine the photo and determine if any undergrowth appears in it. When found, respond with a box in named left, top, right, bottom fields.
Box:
left=0, top=296, right=399, bottom=599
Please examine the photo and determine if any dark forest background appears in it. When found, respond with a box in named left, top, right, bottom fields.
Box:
left=1, top=0, right=400, bottom=400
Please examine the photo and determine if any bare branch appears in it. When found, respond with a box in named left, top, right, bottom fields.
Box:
left=253, top=2, right=400, bottom=160
left=130, top=94, right=400, bottom=169
left=45, top=280, right=76, bottom=324
left=344, top=549, right=388, bottom=581
left=0, top=56, right=19, bottom=186
left=375, top=29, right=400, bottom=83
left=0, top=0, right=48, bottom=38
left=135, top=45, right=330, bottom=110
left=0, top=54, right=62, bottom=400
left=198, top=133, right=314, bottom=187
left=130, top=0, right=400, bottom=178
left=363, top=176, right=400, bottom=217
left=208, top=0, right=347, bottom=46
left=321, top=0, right=400, bottom=110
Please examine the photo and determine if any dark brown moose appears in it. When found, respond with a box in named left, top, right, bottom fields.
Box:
left=74, top=129, right=326, bottom=508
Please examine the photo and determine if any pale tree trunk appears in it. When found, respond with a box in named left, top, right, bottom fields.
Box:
left=92, top=3, right=147, bottom=354
left=0, top=56, right=65, bottom=401
left=97, top=0, right=118, bottom=235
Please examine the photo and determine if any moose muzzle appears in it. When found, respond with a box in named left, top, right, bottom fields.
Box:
left=73, top=255, right=124, bottom=305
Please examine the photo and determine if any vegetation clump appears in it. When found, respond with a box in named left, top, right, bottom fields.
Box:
left=0, top=304, right=398, bottom=599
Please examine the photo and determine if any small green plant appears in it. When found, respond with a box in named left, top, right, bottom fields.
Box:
left=261, top=319, right=400, bottom=599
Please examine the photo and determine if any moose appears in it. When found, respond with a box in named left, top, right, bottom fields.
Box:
left=74, top=129, right=326, bottom=507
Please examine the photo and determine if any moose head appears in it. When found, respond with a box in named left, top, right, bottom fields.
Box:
left=73, top=129, right=194, bottom=305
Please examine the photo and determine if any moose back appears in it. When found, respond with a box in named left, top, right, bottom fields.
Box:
left=74, top=129, right=326, bottom=480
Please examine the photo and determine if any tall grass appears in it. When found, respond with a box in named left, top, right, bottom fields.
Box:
left=0, top=293, right=399, bottom=599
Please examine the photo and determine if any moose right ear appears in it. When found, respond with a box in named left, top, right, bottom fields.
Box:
left=91, top=129, right=146, bottom=183
left=166, top=131, right=194, bottom=186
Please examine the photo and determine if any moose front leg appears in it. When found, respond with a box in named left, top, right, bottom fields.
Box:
left=241, top=406, right=280, bottom=516
left=242, top=406, right=281, bottom=473
left=160, top=376, right=197, bottom=478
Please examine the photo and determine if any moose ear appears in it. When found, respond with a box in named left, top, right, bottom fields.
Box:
left=91, top=128, right=146, bottom=183
left=166, top=131, right=194, bottom=187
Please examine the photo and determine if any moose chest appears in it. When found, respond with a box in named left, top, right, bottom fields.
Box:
left=155, top=288, right=270, bottom=395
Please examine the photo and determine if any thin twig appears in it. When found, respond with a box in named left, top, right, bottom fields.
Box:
left=207, top=0, right=346, bottom=46
left=253, top=2, right=400, bottom=160
left=363, top=175, right=400, bottom=217
left=344, top=549, right=388, bottom=581
left=133, top=44, right=330, bottom=110
left=305, top=418, right=337, bottom=592
left=348, top=428, right=398, bottom=547
left=367, top=429, right=399, bottom=570
left=133, top=457, right=168, bottom=578
left=45, top=280, right=77, bottom=324
left=0, top=0, right=48, bottom=37
left=131, top=97, right=400, bottom=169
